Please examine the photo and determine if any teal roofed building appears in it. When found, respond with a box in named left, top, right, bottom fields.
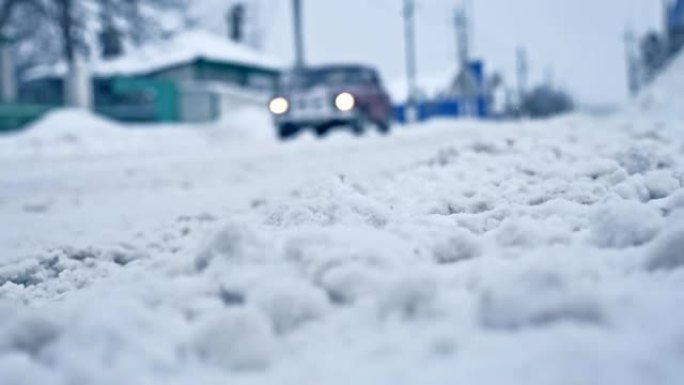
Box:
left=18, top=29, right=284, bottom=125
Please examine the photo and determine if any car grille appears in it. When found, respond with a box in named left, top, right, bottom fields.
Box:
left=295, top=97, right=325, bottom=111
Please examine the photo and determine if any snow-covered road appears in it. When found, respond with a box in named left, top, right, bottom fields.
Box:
left=0, top=116, right=458, bottom=257
left=2, top=58, right=684, bottom=384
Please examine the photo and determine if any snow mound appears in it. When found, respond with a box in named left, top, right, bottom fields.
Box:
left=590, top=200, right=664, bottom=248
left=25, top=109, right=127, bottom=143
left=0, top=108, right=276, bottom=159
left=209, top=107, right=276, bottom=142
left=479, top=268, right=605, bottom=330
left=629, top=52, right=684, bottom=120
left=645, top=223, right=684, bottom=271
left=25, top=108, right=123, bottom=137
left=193, top=308, right=275, bottom=371
left=0, top=109, right=133, bottom=158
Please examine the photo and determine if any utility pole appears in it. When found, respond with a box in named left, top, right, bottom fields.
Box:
left=662, top=0, right=670, bottom=52
left=292, top=0, right=305, bottom=69
left=515, top=46, right=528, bottom=107
left=0, top=39, right=16, bottom=103
left=454, top=3, right=477, bottom=116
left=454, top=5, right=470, bottom=69
left=403, top=0, right=418, bottom=121
left=227, top=3, right=246, bottom=43
left=624, top=27, right=641, bottom=96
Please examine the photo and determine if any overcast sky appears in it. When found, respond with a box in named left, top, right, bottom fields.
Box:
left=196, top=0, right=662, bottom=105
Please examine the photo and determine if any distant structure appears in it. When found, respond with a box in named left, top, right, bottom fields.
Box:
left=99, top=6, right=124, bottom=59
left=394, top=2, right=496, bottom=123
left=19, top=30, right=283, bottom=124
left=402, top=0, right=418, bottom=121
left=225, top=1, right=264, bottom=51
left=516, top=47, right=528, bottom=107
left=626, top=0, right=684, bottom=94
left=227, top=3, right=247, bottom=44
left=669, top=0, right=684, bottom=52
left=448, top=3, right=480, bottom=117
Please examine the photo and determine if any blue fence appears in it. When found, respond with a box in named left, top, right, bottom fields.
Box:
left=671, top=0, right=684, bottom=29
left=393, top=97, right=489, bottom=124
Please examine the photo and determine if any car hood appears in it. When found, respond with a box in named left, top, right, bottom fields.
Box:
left=278, top=84, right=366, bottom=99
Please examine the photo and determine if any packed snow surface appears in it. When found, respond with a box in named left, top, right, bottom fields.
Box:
left=2, top=58, right=684, bottom=384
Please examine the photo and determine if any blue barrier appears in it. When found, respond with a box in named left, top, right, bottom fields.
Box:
left=393, top=98, right=488, bottom=124
left=671, top=0, right=684, bottom=29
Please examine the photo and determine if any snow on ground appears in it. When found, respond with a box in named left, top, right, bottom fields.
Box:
left=0, top=107, right=276, bottom=160
left=2, top=60, right=684, bottom=385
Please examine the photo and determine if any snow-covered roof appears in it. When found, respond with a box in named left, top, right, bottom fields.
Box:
left=25, top=29, right=285, bottom=81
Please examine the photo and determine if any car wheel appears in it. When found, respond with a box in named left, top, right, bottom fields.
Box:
left=352, top=113, right=370, bottom=136
left=277, top=124, right=299, bottom=140
left=314, top=124, right=331, bottom=138
left=376, top=120, right=391, bottom=135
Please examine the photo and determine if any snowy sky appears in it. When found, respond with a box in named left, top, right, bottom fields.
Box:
left=194, top=0, right=662, bottom=105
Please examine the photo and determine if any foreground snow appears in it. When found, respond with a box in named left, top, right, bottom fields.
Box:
left=2, top=58, right=684, bottom=384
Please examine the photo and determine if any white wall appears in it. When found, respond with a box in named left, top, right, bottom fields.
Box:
left=179, top=82, right=268, bottom=123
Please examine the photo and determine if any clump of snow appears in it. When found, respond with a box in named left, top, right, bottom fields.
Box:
left=318, top=263, right=382, bottom=305
left=251, top=279, right=329, bottom=335
left=193, top=308, right=275, bottom=371
left=0, top=310, right=61, bottom=357
left=478, top=268, right=605, bottom=330
left=195, top=222, right=260, bottom=271
left=0, top=354, right=56, bottom=385
left=612, top=175, right=652, bottom=201
left=659, top=189, right=684, bottom=215
left=616, top=144, right=672, bottom=175
left=377, top=272, right=438, bottom=320
left=266, top=182, right=391, bottom=229
left=590, top=200, right=663, bottom=248
left=645, top=224, right=684, bottom=272
left=432, top=229, right=482, bottom=264
left=643, top=170, right=682, bottom=200
left=629, top=52, right=684, bottom=120
left=494, top=217, right=545, bottom=248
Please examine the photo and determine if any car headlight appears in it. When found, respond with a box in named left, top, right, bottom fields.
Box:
left=335, top=92, right=355, bottom=112
left=269, top=97, right=289, bottom=115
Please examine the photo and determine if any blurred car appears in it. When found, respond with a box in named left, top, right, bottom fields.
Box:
left=268, top=64, right=393, bottom=139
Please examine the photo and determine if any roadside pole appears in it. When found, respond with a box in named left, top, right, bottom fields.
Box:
left=516, top=46, right=528, bottom=109
left=293, top=0, right=305, bottom=69
left=0, top=39, right=16, bottom=103
left=403, top=0, right=418, bottom=123
left=454, top=4, right=475, bottom=116
left=624, top=28, right=641, bottom=96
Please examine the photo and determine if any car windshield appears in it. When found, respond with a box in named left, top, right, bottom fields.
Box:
left=280, top=68, right=373, bottom=90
